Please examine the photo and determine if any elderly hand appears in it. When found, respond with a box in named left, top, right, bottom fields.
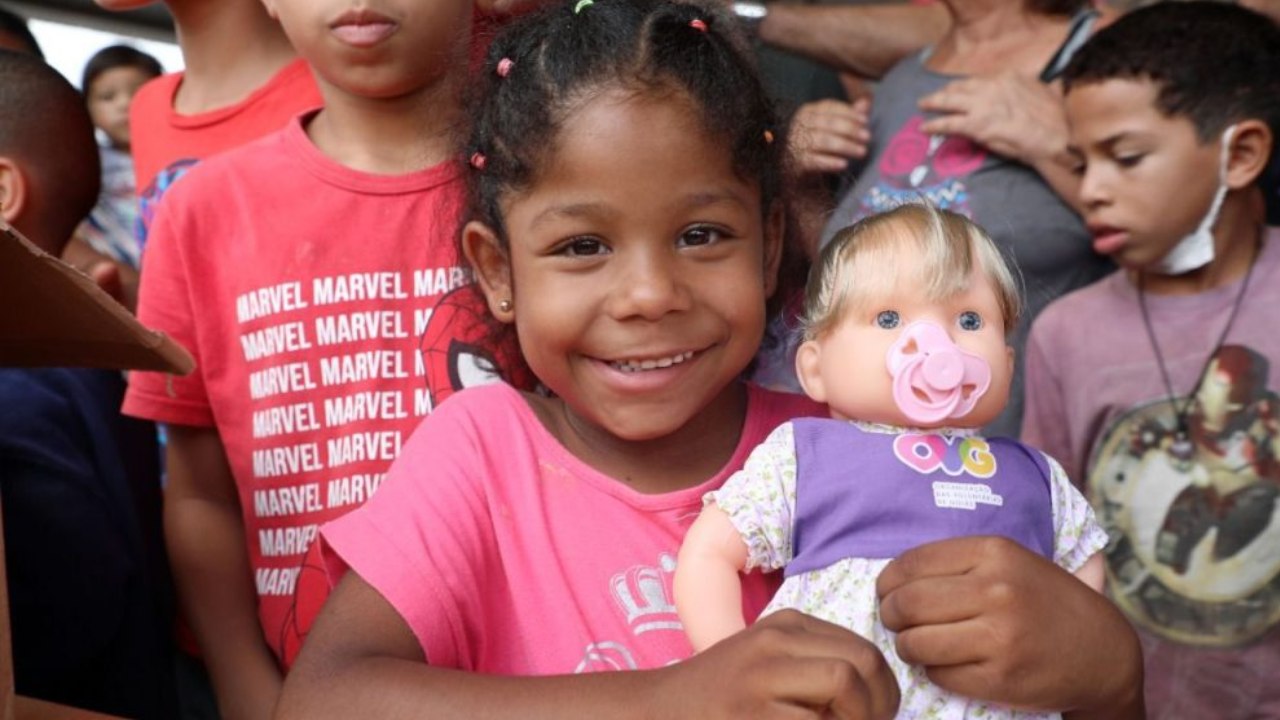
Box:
left=917, top=72, right=1071, bottom=169
left=790, top=97, right=871, bottom=176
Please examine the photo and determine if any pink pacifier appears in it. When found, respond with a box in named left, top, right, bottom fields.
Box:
left=886, top=321, right=991, bottom=425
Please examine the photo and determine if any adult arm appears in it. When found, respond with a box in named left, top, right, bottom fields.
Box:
left=787, top=96, right=872, bottom=256
left=277, top=570, right=899, bottom=720
left=166, top=425, right=282, bottom=720
left=758, top=3, right=949, bottom=81
left=877, top=536, right=1144, bottom=719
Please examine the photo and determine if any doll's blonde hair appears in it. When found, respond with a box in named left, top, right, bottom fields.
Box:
left=801, top=203, right=1023, bottom=342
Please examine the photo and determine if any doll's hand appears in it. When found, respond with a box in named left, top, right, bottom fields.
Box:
left=876, top=536, right=1144, bottom=719
left=655, top=609, right=899, bottom=719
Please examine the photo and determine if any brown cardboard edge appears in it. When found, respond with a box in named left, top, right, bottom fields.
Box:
left=0, top=221, right=194, bottom=374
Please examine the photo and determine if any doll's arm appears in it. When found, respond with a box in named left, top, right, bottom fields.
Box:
left=1073, top=552, right=1105, bottom=592
left=676, top=422, right=801, bottom=651
left=674, top=505, right=752, bottom=652
left=1041, top=451, right=1109, bottom=593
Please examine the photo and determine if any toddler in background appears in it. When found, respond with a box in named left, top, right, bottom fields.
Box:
left=1023, top=3, right=1280, bottom=716
left=78, top=45, right=162, bottom=270
left=278, top=1, right=1142, bottom=718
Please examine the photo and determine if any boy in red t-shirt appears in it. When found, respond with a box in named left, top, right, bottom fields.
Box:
left=122, top=0, right=521, bottom=716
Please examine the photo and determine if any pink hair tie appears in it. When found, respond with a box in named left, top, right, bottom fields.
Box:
left=470, top=152, right=487, bottom=170
left=689, top=18, right=708, bottom=32
left=496, top=58, right=514, bottom=78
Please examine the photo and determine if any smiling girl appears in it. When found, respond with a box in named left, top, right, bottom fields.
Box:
left=277, top=0, right=1145, bottom=717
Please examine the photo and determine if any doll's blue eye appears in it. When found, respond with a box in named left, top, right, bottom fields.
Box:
left=876, top=310, right=900, bottom=329
left=958, top=311, right=983, bottom=331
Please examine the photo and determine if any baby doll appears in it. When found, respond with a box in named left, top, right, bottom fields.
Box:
left=674, top=203, right=1107, bottom=719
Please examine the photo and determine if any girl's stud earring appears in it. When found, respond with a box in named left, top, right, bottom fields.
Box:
left=498, top=299, right=513, bottom=313
left=496, top=58, right=514, bottom=78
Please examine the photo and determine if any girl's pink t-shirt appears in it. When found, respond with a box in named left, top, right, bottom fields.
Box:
left=321, top=382, right=824, bottom=673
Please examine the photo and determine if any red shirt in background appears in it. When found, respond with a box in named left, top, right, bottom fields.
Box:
left=129, top=58, right=323, bottom=249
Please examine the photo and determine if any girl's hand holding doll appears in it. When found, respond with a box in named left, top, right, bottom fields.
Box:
left=656, top=609, right=899, bottom=720
left=286, top=571, right=900, bottom=720
left=878, top=536, right=1144, bottom=719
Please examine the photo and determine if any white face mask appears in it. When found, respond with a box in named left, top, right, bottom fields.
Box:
left=1149, top=125, right=1237, bottom=276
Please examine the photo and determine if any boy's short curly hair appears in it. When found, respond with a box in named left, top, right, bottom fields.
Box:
left=1062, top=1, right=1280, bottom=145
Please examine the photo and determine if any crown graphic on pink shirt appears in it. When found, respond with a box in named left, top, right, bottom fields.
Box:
left=609, top=554, right=682, bottom=636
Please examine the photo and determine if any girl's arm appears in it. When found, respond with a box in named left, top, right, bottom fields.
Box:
left=876, top=536, right=1144, bottom=720
left=276, top=570, right=901, bottom=720
left=673, top=504, right=752, bottom=652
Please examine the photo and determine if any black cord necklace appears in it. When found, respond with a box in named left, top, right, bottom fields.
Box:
left=1136, top=231, right=1262, bottom=461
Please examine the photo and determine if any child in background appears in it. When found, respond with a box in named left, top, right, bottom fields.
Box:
left=676, top=204, right=1105, bottom=719
left=1022, top=3, right=1280, bottom=716
left=277, top=1, right=1142, bottom=717
left=122, top=0, right=520, bottom=717
left=78, top=45, right=162, bottom=270
left=92, top=0, right=321, bottom=248
left=87, top=4, right=314, bottom=714
left=0, top=49, right=176, bottom=719
left=96, top=0, right=536, bottom=251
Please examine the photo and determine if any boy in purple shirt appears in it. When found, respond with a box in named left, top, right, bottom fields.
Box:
left=1022, top=4, right=1280, bottom=716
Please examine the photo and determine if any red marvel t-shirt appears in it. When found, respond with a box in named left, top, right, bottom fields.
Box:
left=124, top=114, right=511, bottom=661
